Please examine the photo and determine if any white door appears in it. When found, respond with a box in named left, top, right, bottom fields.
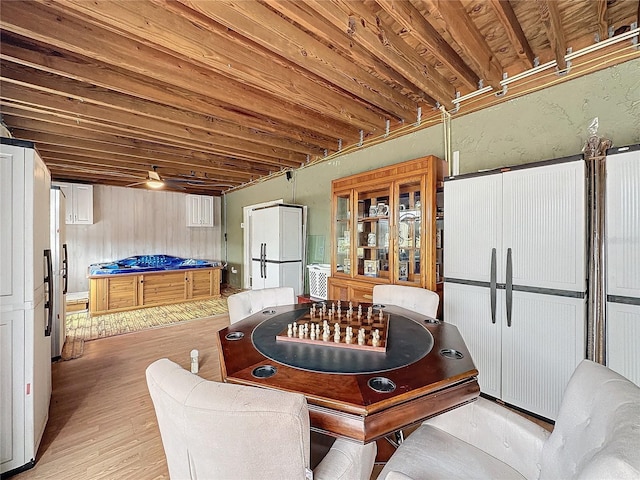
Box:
left=0, top=311, right=26, bottom=474
left=606, top=302, right=640, bottom=386
left=263, top=262, right=283, bottom=289
left=1, top=145, right=24, bottom=303
left=72, top=184, right=93, bottom=224
left=502, top=161, right=586, bottom=292
left=605, top=147, right=640, bottom=385
left=444, top=174, right=503, bottom=284
left=251, top=206, right=281, bottom=260
left=186, top=194, right=202, bottom=226
left=279, top=207, right=303, bottom=262
left=199, top=196, right=214, bottom=226
left=55, top=182, right=74, bottom=224
left=251, top=260, right=265, bottom=290
left=606, top=149, right=640, bottom=299
left=29, top=151, right=52, bottom=456
left=501, top=291, right=586, bottom=419
left=444, top=282, right=503, bottom=399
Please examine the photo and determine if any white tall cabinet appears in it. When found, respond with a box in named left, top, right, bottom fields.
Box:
left=444, top=157, right=587, bottom=420
left=250, top=204, right=303, bottom=294
left=605, top=145, right=640, bottom=386
left=1, top=139, right=52, bottom=475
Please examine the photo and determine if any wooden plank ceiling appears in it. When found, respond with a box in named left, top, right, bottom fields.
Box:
left=1, top=1, right=639, bottom=195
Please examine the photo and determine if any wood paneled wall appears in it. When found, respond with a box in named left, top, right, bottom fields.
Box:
left=64, top=185, right=222, bottom=293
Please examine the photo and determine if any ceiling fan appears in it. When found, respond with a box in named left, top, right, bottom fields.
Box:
left=126, top=166, right=168, bottom=189
left=126, top=167, right=237, bottom=191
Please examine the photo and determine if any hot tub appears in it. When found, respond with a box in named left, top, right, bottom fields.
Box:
left=88, top=254, right=220, bottom=275
left=88, top=255, right=223, bottom=316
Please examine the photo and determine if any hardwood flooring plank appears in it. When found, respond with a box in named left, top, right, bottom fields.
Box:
left=14, top=310, right=550, bottom=480
left=15, top=315, right=229, bottom=480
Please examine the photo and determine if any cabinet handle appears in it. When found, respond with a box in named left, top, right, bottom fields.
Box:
left=506, top=248, right=513, bottom=327
left=490, top=248, right=497, bottom=324
left=44, top=249, right=53, bottom=337
left=62, top=243, right=69, bottom=294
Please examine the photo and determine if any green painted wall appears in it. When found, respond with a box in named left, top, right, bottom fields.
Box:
left=223, top=59, right=640, bottom=289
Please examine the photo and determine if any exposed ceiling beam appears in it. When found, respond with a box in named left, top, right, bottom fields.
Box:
left=375, top=0, right=479, bottom=91
left=0, top=31, right=345, bottom=150
left=488, top=0, right=536, bottom=70
left=6, top=118, right=264, bottom=173
left=271, top=0, right=434, bottom=103
left=0, top=86, right=304, bottom=168
left=1, top=1, right=374, bottom=140
left=20, top=136, right=258, bottom=181
left=32, top=0, right=386, bottom=133
left=596, top=0, right=608, bottom=43
left=1, top=108, right=295, bottom=173
left=169, top=0, right=418, bottom=123
left=307, top=0, right=454, bottom=108
left=537, top=0, right=568, bottom=71
left=0, top=60, right=325, bottom=157
left=422, top=0, right=504, bottom=89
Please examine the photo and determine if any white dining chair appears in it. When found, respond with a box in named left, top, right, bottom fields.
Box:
left=372, top=284, right=439, bottom=318
left=146, top=358, right=377, bottom=480
left=227, top=286, right=295, bottom=324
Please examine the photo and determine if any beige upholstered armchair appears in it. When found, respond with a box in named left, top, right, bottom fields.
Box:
left=378, top=359, right=640, bottom=479
left=227, top=286, right=295, bottom=324
left=146, top=358, right=376, bottom=480
left=372, top=285, right=439, bottom=318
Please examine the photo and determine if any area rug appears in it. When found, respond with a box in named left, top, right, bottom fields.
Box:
left=61, top=292, right=237, bottom=361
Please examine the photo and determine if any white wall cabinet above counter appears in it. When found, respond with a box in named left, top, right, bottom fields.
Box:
left=54, top=182, right=93, bottom=225
left=186, top=194, right=214, bottom=227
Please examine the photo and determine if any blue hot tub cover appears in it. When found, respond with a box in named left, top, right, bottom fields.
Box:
left=89, top=255, right=220, bottom=275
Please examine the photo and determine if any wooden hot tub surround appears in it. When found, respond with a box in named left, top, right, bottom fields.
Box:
left=88, top=255, right=222, bottom=316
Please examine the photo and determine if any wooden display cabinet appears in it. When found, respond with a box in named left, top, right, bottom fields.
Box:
left=329, top=156, right=445, bottom=304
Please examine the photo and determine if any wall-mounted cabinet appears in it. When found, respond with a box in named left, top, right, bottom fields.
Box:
left=54, top=182, right=93, bottom=224
left=329, top=156, right=445, bottom=304
left=186, top=194, right=214, bottom=227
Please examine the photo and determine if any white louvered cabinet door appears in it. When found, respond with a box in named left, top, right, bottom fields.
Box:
left=501, top=291, right=586, bottom=420
left=444, top=282, right=503, bottom=399
left=444, top=173, right=503, bottom=284
left=502, top=160, right=586, bottom=293
left=606, top=147, right=640, bottom=385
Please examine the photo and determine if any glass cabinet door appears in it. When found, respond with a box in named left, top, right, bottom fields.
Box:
left=396, top=180, right=422, bottom=285
left=334, top=193, right=351, bottom=274
left=355, top=187, right=391, bottom=280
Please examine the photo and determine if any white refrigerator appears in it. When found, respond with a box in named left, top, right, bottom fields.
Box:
left=1, top=138, right=52, bottom=475
left=444, top=156, right=587, bottom=420
left=50, top=187, right=68, bottom=359
left=250, top=204, right=303, bottom=295
left=605, top=144, right=640, bottom=386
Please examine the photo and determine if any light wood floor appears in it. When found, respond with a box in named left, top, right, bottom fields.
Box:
left=15, top=313, right=551, bottom=480
left=16, top=315, right=230, bottom=480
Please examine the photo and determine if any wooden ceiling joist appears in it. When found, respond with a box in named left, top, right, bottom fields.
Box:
left=375, top=0, right=480, bottom=91
left=422, top=0, right=504, bottom=89
left=537, top=0, right=568, bottom=72
left=0, top=32, right=344, bottom=151
left=168, top=0, right=418, bottom=123
left=488, top=0, right=536, bottom=70
left=28, top=0, right=389, bottom=132
left=0, top=0, right=637, bottom=194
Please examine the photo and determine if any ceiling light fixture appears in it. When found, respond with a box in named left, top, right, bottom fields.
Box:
left=146, top=170, right=164, bottom=189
